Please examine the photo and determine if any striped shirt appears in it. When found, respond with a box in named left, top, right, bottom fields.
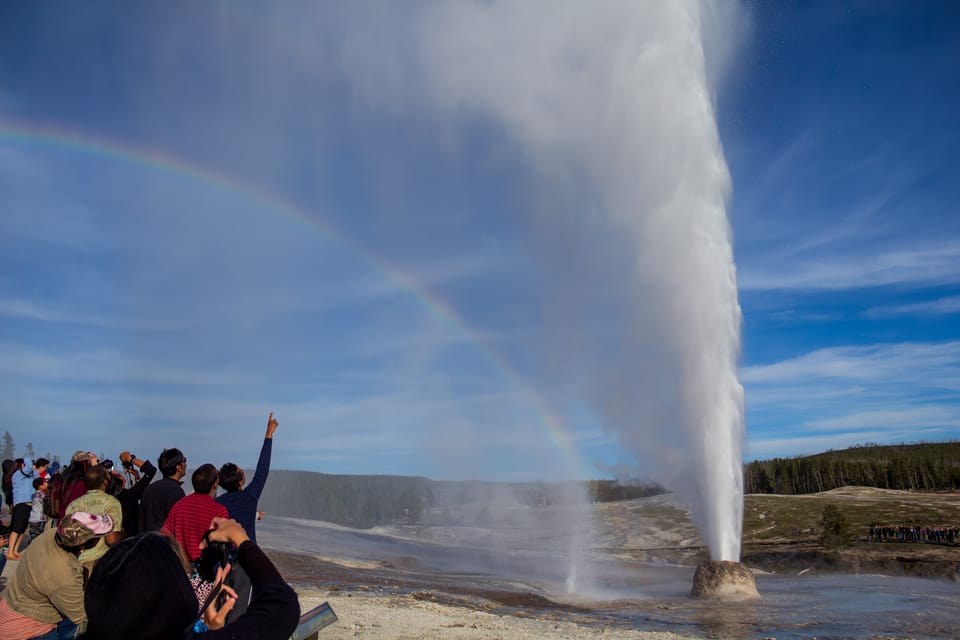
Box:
left=161, top=493, right=228, bottom=561
left=0, top=597, right=56, bottom=640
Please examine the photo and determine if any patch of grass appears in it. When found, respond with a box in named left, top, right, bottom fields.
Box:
left=743, top=489, right=960, bottom=544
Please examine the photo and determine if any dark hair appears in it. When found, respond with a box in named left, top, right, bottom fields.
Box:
left=158, top=448, right=186, bottom=478
left=35, top=457, right=50, bottom=468
left=218, top=463, right=244, bottom=493
left=61, top=460, right=88, bottom=487
left=191, top=464, right=219, bottom=494
left=106, top=472, right=125, bottom=497
left=33, top=476, right=46, bottom=490
left=84, top=465, right=110, bottom=490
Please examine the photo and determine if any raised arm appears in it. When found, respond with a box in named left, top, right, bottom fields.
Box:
left=120, top=452, right=157, bottom=499
left=244, top=412, right=277, bottom=500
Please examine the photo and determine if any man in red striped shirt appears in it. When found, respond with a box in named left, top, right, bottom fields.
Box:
left=161, top=464, right=229, bottom=561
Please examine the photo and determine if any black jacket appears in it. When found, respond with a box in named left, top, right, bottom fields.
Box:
left=139, top=476, right=185, bottom=532
left=81, top=532, right=300, bottom=640
left=117, top=460, right=157, bottom=537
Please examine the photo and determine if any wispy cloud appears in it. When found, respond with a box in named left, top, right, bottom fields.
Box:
left=865, top=295, right=960, bottom=317
left=742, top=340, right=960, bottom=387
left=0, top=354, right=576, bottom=478
left=0, top=298, right=185, bottom=331
left=804, top=406, right=960, bottom=432
left=738, top=241, right=960, bottom=291
left=0, top=343, right=249, bottom=387
left=730, top=71, right=958, bottom=294
left=743, top=340, right=960, bottom=458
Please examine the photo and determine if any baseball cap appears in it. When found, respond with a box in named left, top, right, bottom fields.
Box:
left=58, top=512, right=114, bottom=547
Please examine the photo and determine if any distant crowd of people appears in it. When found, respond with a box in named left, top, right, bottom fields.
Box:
left=867, top=525, right=960, bottom=544
left=0, top=412, right=299, bottom=640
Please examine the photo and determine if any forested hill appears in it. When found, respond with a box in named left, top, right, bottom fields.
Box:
left=744, top=442, right=960, bottom=495
left=258, top=471, right=432, bottom=528
left=256, top=471, right=662, bottom=529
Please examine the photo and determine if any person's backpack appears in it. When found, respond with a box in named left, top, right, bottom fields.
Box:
left=45, top=475, right=63, bottom=519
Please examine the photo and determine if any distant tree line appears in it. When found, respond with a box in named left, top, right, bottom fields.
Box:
left=258, top=471, right=435, bottom=528
left=587, top=480, right=665, bottom=502
left=745, top=442, right=960, bottom=495
left=258, top=470, right=667, bottom=529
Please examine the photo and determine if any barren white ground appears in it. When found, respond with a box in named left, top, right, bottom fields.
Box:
left=297, top=589, right=703, bottom=640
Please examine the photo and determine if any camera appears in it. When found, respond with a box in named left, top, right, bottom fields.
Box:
left=196, top=531, right=237, bottom=582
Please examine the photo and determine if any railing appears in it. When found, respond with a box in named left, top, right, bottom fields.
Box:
left=290, top=602, right=337, bottom=640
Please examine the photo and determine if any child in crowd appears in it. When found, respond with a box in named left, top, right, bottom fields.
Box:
left=29, top=476, right=48, bottom=540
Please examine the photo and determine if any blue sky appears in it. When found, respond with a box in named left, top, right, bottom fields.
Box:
left=1, top=2, right=958, bottom=482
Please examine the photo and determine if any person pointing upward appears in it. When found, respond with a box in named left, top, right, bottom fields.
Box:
left=216, top=412, right=279, bottom=622
left=217, top=412, right=278, bottom=544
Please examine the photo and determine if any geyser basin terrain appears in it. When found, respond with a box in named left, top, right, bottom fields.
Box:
left=690, top=559, right=760, bottom=601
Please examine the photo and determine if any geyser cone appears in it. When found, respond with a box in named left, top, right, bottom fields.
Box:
left=690, top=560, right=760, bottom=601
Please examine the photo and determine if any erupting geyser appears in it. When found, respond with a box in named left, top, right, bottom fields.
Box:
left=338, top=0, right=750, bottom=592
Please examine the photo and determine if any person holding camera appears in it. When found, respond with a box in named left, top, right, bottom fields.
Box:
left=119, top=452, right=140, bottom=489
left=112, top=451, right=156, bottom=538
left=81, top=517, right=300, bottom=640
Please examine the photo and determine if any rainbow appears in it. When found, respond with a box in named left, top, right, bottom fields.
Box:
left=0, top=119, right=588, bottom=478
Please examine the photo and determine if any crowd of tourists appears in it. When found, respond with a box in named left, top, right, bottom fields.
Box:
left=866, top=524, right=960, bottom=544
left=0, top=412, right=299, bottom=640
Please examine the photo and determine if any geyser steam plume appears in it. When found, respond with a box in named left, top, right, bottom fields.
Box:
left=339, top=1, right=746, bottom=561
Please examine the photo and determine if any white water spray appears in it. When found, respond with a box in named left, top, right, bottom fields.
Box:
left=337, top=1, right=746, bottom=561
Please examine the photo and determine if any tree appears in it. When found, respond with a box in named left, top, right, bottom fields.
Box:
left=820, top=504, right=854, bottom=548
left=25, top=442, right=36, bottom=458
left=1, top=431, right=14, bottom=461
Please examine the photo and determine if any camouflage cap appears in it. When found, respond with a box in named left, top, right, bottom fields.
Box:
left=57, top=512, right=114, bottom=547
